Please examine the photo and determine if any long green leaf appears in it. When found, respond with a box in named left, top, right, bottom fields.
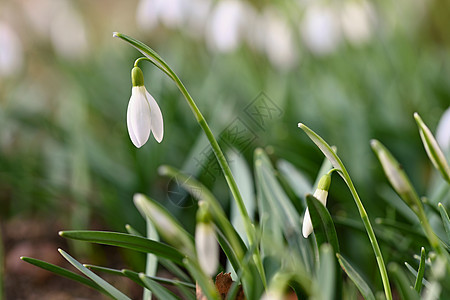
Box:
left=317, top=244, right=335, bottom=300
left=337, top=254, right=375, bottom=300
left=438, top=203, right=450, bottom=243
left=254, top=148, right=313, bottom=272
left=414, top=247, right=427, bottom=293
left=405, top=262, right=430, bottom=289
left=389, top=263, right=420, bottom=300
left=21, top=257, right=104, bottom=293
left=277, top=159, right=312, bottom=201
left=84, top=265, right=195, bottom=289
left=59, top=231, right=184, bottom=264
left=306, top=194, right=340, bottom=254
left=139, top=273, right=181, bottom=300
left=58, top=249, right=131, bottom=300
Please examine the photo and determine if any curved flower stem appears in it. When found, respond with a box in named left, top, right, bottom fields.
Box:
left=298, top=123, right=392, bottom=300
left=114, top=33, right=256, bottom=248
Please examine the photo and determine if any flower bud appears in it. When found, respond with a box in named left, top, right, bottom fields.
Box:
left=195, top=202, right=218, bottom=276
left=414, top=112, right=450, bottom=183
left=302, top=174, right=331, bottom=238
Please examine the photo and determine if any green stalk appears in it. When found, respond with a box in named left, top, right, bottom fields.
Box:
left=298, top=123, right=392, bottom=300
left=341, top=170, right=392, bottom=300
left=113, top=33, right=255, bottom=246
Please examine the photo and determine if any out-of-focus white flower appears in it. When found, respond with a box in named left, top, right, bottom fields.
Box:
left=206, top=0, right=248, bottom=53
left=137, top=0, right=187, bottom=30
left=0, top=22, right=23, bottom=77
left=260, top=291, right=283, bottom=300
left=261, top=9, right=298, bottom=70
left=185, top=0, right=212, bottom=39
left=436, top=107, right=450, bottom=153
left=127, top=67, right=164, bottom=148
left=341, top=2, right=374, bottom=46
left=302, top=174, right=331, bottom=238
left=50, top=3, right=88, bottom=60
left=300, top=4, right=341, bottom=56
left=195, top=222, right=219, bottom=276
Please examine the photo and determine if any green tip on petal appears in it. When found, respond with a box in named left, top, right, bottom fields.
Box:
left=131, top=67, right=145, bottom=87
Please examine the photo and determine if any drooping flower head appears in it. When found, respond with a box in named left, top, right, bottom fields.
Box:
left=127, top=66, right=164, bottom=148
left=302, top=173, right=331, bottom=238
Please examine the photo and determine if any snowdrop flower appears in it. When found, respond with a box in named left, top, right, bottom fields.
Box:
left=195, top=202, right=218, bottom=276
left=302, top=173, right=331, bottom=238
left=127, top=66, right=164, bottom=148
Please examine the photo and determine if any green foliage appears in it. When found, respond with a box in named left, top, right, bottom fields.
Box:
left=11, top=24, right=450, bottom=300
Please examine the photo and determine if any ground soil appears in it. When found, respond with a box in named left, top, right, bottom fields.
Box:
left=2, top=216, right=141, bottom=300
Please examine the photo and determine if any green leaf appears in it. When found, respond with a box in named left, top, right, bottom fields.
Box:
left=228, top=149, right=255, bottom=245
left=84, top=265, right=195, bottom=289
left=125, top=224, right=143, bottom=236
left=388, top=263, right=420, bottom=300
left=277, top=159, right=312, bottom=200
left=404, top=262, right=430, bottom=289
left=58, top=249, right=131, bottom=300
left=21, top=257, right=104, bottom=293
left=298, top=123, right=343, bottom=174
left=438, top=203, right=450, bottom=243
left=183, top=258, right=220, bottom=300
left=337, top=254, right=375, bottom=300
left=133, top=194, right=195, bottom=256
left=317, top=244, right=335, bottom=300
left=306, top=194, right=340, bottom=254
left=138, top=273, right=181, bottom=300
left=413, top=247, right=427, bottom=293
left=254, top=148, right=313, bottom=272
left=59, top=230, right=185, bottom=265
left=144, top=217, right=159, bottom=300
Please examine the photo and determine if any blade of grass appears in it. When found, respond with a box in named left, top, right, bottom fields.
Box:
left=138, top=273, right=181, bottom=300
left=404, top=262, right=430, bottom=289
left=144, top=217, right=159, bottom=300
left=255, top=148, right=313, bottom=273
left=337, top=254, right=375, bottom=300
left=317, top=244, right=335, bottom=300
left=84, top=265, right=195, bottom=289
left=21, top=257, right=104, bottom=293
left=414, top=247, right=427, bottom=293
left=389, top=263, right=420, bottom=300
left=58, top=249, right=131, bottom=300
left=438, top=203, right=450, bottom=243
left=59, top=231, right=184, bottom=265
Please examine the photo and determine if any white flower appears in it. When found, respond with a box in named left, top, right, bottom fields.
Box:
left=302, top=174, right=331, bottom=238
left=127, top=67, right=164, bottom=148
left=195, top=222, right=218, bottom=276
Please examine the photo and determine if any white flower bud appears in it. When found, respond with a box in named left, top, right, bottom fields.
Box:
left=195, top=222, right=218, bottom=276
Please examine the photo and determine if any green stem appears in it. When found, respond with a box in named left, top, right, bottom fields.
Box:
left=343, top=172, right=392, bottom=300
left=114, top=32, right=255, bottom=247
left=299, top=123, right=392, bottom=300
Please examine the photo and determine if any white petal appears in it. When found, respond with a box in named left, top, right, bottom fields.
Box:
left=313, top=189, right=328, bottom=206
left=127, top=86, right=151, bottom=148
left=436, top=107, right=450, bottom=152
left=302, top=208, right=313, bottom=238
left=146, top=90, right=164, bottom=143
left=195, top=223, right=218, bottom=276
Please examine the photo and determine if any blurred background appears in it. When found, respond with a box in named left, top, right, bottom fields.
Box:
left=1, top=0, right=449, bottom=298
